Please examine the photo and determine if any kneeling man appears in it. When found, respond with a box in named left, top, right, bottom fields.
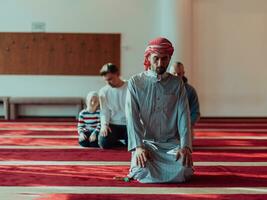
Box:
left=125, top=37, right=193, bottom=183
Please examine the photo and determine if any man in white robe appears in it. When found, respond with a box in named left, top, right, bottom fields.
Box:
left=99, top=63, right=128, bottom=149
left=125, top=37, right=193, bottom=183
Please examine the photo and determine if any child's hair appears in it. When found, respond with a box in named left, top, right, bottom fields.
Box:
left=86, top=91, right=99, bottom=102
left=85, top=91, right=99, bottom=110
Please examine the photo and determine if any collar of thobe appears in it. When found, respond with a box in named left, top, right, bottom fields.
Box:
left=146, top=69, right=169, bottom=82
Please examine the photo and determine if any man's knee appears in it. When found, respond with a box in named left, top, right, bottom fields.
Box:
left=79, top=140, right=90, bottom=147
left=98, top=136, right=112, bottom=149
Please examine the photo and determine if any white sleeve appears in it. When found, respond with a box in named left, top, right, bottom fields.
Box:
left=99, top=88, right=111, bottom=127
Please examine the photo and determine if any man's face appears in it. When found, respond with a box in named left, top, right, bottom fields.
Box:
left=171, top=63, right=185, bottom=77
left=176, top=64, right=185, bottom=77
left=149, top=53, right=170, bottom=75
left=103, top=73, right=119, bottom=87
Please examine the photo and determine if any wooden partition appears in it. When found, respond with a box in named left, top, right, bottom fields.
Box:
left=0, top=32, right=120, bottom=75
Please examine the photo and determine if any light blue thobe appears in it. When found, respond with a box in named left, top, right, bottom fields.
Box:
left=125, top=70, right=193, bottom=183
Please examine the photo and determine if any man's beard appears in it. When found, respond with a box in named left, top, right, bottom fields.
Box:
left=156, top=66, right=166, bottom=75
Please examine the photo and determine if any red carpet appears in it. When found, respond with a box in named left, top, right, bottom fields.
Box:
left=0, top=138, right=266, bottom=147
left=0, top=130, right=75, bottom=136
left=0, top=118, right=266, bottom=199
left=0, top=138, right=78, bottom=146
left=193, top=139, right=267, bottom=147
left=1, top=130, right=266, bottom=136
left=195, top=124, right=267, bottom=129
left=195, top=131, right=267, bottom=136
left=198, top=118, right=267, bottom=123
left=0, top=149, right=266, bottom=162
left=0, top=165, right=266, bottom=187
left=36, top=194, right=267, bottom=200
left=0, top=149, right=130, bottom=161
left=0, top=123, right=75, bottom=129
left=0, top=137, right=266, bottom=147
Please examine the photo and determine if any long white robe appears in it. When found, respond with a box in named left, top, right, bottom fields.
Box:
left=125, top=70, right=193, bottom=183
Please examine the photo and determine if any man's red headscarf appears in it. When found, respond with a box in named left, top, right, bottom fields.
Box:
left=144, top=37, right=174, bottom=70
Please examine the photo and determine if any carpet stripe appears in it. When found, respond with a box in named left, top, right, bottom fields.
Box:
left=0, top=128, right=75, bottom=131
left=195, top=132, right=267, bottom=136
left=0, top=122, right=75, bottom=125
left=0, top=186, right=266, bottom=194
left=0, top=165, right=266, bottom=187
left=0, top=146, right=83, bottom=149
left=0, top=135, right=267, bottom=140
left=0, top=135, right=77, bottom=138
left=1, top=127, right=267, bottom=132
left=195, top=129, right=267, bottom=132
left=1, top=128, right=267, bottom=132
left=0, top=138, right=266, bottom=146
left=195, top=136, right=267, bottom=139
left=0, top=148, right=130, bottom=161
left=0, top=145, right=266, bottom=150
left=0, top=149, right=266, bottom=162
left=0, top=161, right=266, bottom=166
left=195, top=146, right=267, bottom=150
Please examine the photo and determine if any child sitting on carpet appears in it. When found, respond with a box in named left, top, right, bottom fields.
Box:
left=77, top=91, right=101, bottom=147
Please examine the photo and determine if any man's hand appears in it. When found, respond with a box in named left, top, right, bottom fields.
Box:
left=79, top=132, right=88, bottom=142
left=89, top=134, right=97, bottom=142
left=100, top=125, right=111, bottom=137
left=176, top=147, right=193, bottom=168
left=135, top=147, right=150, bottom=168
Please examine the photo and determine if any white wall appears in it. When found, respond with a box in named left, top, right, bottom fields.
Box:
left=0, top=0, right=162, bottom=116
left=192, top=0, right=267, bottom=117
left=160, top=0, right=193, bottom=78
left=1, top=0, right=266, bottom=117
